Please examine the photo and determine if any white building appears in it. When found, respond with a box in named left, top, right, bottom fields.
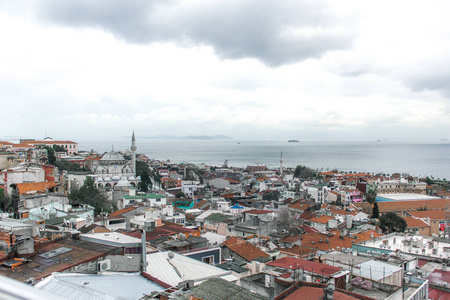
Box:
left=1, top=164, right=45, bottom=196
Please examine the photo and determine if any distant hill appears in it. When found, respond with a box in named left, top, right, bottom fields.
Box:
left=137, top=135, right=233, bottom=140
left=186, top=135, right=233, bottom=140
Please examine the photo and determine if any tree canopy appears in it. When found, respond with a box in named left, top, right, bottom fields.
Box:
left=55, top=159, right=83, bottom=172
left=366, top=188, right=377, bottom=205
left=136, top=161, right=151, bottom=192
left=371, top=202, right=379, bottom=218
left=69, top=177, right=113, bottom=215
left=379, top=212, right=407, bottom=233
left=43, top=146, right=56, bottom=165
left=294, top=165, right=318, bottom=179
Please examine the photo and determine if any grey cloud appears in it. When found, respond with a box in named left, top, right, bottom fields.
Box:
left=37, top=0, right=355, bottom=67
left=407, top=70, right=450, bottom=98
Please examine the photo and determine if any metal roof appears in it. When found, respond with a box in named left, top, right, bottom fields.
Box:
left=36, top=272, right=165, bottom=300
left=146, top=251, right=235, bottom=287
left=36, top=276, right=119, bottom=300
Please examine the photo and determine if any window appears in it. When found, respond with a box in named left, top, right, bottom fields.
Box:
left=202, top=255, right=214, bottom=264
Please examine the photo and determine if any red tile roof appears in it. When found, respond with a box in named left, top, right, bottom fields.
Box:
left=15, top=182, right=58, bottom=195
left=409, top=210, right=446, bottom=220
left=310, top=215, right=334, bottom=224
left=280, top=235, right=301, bottom=243
left=227, top=241, right=270, bottom=262
left=222, top=236, right=244, bottom=246
left=378, top=199, right=449, bottom=213
left=299, top=230, right=382, bottom=252
left=288, top=202, right=310, bottom=211
left=109, top=206, right=137, bottom=217
left=403, top=216, right=429, bottom=228
left=267, top=257, right=341, bottom=277
left=282, top=286, right=359, bottom=300
left=246, top=210, right=274, bottom=214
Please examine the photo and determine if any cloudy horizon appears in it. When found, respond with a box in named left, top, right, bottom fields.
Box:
left=1, top=0, right=449, bottom=142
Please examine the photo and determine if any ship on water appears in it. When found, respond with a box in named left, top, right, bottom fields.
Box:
left=288, top=139, right=300, bottom=142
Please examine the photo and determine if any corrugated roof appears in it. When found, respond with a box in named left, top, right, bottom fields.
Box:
left=40, top=273, right=165, bottom=299
left=36, top=276, right=118, bottom=300
left=145, top=251, right=233, bottom=287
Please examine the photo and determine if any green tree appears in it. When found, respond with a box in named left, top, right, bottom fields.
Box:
left=0, top=194, right=12, bottom=212
left=55, top=159, right=82, bottom=172
left=379, top=212, right=407, bottom=233
left=371, top=202, right=379, bottom=218
left=52, top=145, right=67, bottom=153
left=366, top=188, right=377, bottom=205
left=69, top=177, right=112, bottom=215
left=294, top=165, right=317, bottom=179
left=175, top=191, right=185, bottom=198
left=44, top=146, right=56, bottom=165
left=136, top=161, right=151, bottom=192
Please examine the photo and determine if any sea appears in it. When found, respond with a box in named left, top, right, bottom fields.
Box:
left=77, top=139, right=450, bottom=180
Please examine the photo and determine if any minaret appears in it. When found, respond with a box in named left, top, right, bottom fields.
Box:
left=131, top=131, right=137, bottom=175
left=280, top=150, right=283, bottom=178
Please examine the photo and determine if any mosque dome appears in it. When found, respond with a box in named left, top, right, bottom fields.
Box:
left=116, top=178, right=132, bottom=187
left=104, top=177, right=112, bottom=182
left=97, top=177, right=104, bottom=182
left=112, top=175, right=120, bottom=181
left=101, top=151, right=125, bottom=161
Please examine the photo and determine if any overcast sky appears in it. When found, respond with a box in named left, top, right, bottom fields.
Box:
left=1, top=0, right=449, bottom=141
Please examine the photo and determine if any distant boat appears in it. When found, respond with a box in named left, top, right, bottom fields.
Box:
left=288, top=140, right=300, bottom=143
left=377, top=140, right=382, bottom=142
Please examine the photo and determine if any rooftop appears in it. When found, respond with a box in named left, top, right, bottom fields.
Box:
left=408, top=210, right=446, bottom=220
left=80, top=232, right=142, bottom=247
left=205, top=213, right=233, bottom=222
left=267, top=257, right=341, bottom=277
left=145, top=251, right=235, bottom=287
left=174, top=277, right=267, bottom=300
left=403, top=216, right=430, bottom=228
left=16, top=181, right=58, bottom=195
left=227, top=241, right=270, bottom=262
left=36, top=272, right=165, bottom=300
left=358, top=233, right=450, bottom=260
left=376, top=193, right=441, bottom=202
left=0, top=238, right=119, bottom=282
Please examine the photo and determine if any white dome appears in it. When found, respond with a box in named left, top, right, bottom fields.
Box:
left=104, top=177, right=112, bottom=182
left=101, top=151, right=125, bottom=161
left=129, top=176, right=136, bottom=181
left=97, top=177, right=104, bottom=182
left=116, top=178, right=131, bottom=187
left=112, top=175, right=120, bottom=181
left=136, top=176, right=141, bottom=180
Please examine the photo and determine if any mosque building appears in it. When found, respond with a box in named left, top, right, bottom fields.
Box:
left=92, top=132, right=141, bottom=190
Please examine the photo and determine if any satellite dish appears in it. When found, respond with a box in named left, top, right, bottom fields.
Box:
left=168, top=252, right=175, bottom=259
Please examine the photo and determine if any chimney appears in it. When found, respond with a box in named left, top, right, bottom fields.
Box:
left=323, top=283, right=335, bottom=300
left=141, top=229, right=148, bottom=271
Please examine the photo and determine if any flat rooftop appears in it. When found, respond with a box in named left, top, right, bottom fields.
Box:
left=38, top=272, right=165, bottom=300
left=356, top=234, right=450, bottom=260
left=376, top=193, right=441, bottom=202
left=81, top=232, right=142, bottom=247
left=0, top=239, right=120, bottom=282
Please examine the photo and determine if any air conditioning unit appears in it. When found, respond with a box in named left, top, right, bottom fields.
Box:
left=98, top=259, right=111, bottom=272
